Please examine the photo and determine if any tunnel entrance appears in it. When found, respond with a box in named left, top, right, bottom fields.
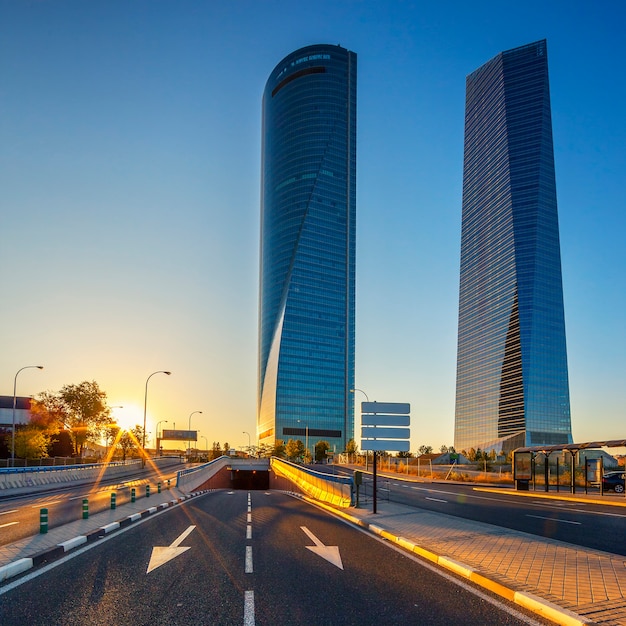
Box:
left=231, top=469, right=270, bottom=490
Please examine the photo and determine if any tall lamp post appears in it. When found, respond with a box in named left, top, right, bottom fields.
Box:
left=156, top=420, right=168, bottom=454
left=142, top=370, right=171, bottom=467
left=297, top=420, right=309, bottom=463
left=188, top=411, right=202, bottom=461
left=201, top=435, right=208, bottom=459
left=12, top=365, right=44, bottom=466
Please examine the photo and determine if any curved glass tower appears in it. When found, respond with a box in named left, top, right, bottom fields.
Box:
left=258, top=44, right=356, bottom=453
left=454, top=40, right=572, bottom=454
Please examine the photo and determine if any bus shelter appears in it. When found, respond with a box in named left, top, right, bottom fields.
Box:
left=513, top=439, right=626, bottom=495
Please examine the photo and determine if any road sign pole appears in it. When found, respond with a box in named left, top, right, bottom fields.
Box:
left=373, top=451, right=377, bottom=514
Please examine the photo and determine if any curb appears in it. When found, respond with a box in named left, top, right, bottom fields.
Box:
left=298, top=495, right=597, bottom=626
left=0, top=490, right=209, bottom=584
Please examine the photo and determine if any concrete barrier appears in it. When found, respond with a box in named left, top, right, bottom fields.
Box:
left=270, top=458, right=353, bottom=507
left=176, top=456, right=231, bottom=492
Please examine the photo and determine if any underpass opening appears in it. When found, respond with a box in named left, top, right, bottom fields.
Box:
left=231, top=469, right=270, bottom=490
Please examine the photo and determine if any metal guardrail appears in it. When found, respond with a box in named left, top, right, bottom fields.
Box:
left=0, top=461, right=139, bottom=475
left=270, top=457, right=353, bottom=507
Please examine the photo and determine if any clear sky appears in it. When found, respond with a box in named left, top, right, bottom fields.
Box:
left=1, top=1, right=624, bottom=453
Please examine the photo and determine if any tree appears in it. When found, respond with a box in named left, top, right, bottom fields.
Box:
left=117, top=425, right=143, bottom=462
left=272, top=439, right=286, bottom=458
left=285, top=439, right=304, bottom=462
left=60, top=381, right=111, bottom=456
left=345, top=438, right=358, bottom=454
left=418, top=445, right=433, bottom=455
left=15, top=427, right=50, bottom=460
left=33, top=381, right=111, bottom=457
left=440, top=444, right=449, bottom=454
left=397, top=451, right=413, bottom=458
left=314, top=440, right=330, bottom=462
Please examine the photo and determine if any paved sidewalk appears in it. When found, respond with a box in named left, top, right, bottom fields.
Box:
left=0, top=486, right=205, bottom=581
left=317, top=488, right=626, bottom=626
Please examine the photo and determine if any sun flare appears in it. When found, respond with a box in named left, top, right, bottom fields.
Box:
left=109, top=404, right=145, bottom=432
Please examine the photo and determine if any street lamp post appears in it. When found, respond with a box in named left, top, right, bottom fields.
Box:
left=201, top=435, right=208, bottom=459
left=142, top=371, right=171, bottom=467
left=243, top=431, right=251, bottom=457
left=11, top=365, right=44, bottom=466
left=188, top=411, right=202, bottom=461
left=156, top=420, right=168, bottom=454
left=297, top=420, right=309, bottom=463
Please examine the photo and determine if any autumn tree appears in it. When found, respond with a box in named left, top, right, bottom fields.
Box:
left=15, top=427, right=50, bottom=460
left=32, top=381, right=112, bottom=457
left=272, top=439, right=286, bottom=458
left=314, top=440, right=330, bottom=462
left=117, top=425, right=143, bottom=462
left=285, top=438, right=304, bottom=462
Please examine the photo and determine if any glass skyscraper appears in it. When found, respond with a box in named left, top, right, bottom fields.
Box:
left=454, top=40, right=572, bottom=454
left=258, top=44, right=356, bottom=453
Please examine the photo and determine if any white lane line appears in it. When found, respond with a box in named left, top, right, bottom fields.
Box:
left=247, top=525, right=252, bottom=540
left=0, top=510, right=18, bottom=516
left=247, top=512, right=251, bottom=523
left=244, top=590, right=255, bottom=625
left=526, top=514, right=581, bottom=525
left=31, top=501, right=61, bottom=508
left=245, top=546, right=253, bottom=573
left=425, top=497, right=447, bottom=503
left=0, top=521, right=19, bottom=529
left=248, top=505, right=251, bottom=512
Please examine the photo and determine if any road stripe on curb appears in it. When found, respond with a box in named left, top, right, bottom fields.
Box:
left=59, top=536, right=87, bottom=552
left=0, top=558, right=33, bottom=582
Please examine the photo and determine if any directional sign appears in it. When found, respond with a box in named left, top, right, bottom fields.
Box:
left=362, top=427, right=410, bottom=439
left=147, top=525, right=196, bottom=573
left=361, top=414, right=410, bottom=426
left=361, top=402, right=410, bottom=415
left=362, top=440, right=410, bottom=452
left=301, top=526, right=343, bottom=570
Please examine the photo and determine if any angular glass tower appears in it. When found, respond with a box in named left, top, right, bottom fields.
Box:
left=258, top=44, right=356, bottom=453
left=454, top=40, right=572, bottom=454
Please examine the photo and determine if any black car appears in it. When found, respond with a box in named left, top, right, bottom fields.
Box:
left=602, top=471, right=625, bottom=493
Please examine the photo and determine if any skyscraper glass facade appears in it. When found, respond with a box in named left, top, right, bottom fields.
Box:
left=454, top=40, right=572, bottom=454
left=258, top=44, right=356, bottom=453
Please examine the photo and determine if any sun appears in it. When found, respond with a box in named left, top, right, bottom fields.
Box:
left=109, top=404, right=145, bottom=433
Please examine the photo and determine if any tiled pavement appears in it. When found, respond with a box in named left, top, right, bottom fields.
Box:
left=2, top=481, right=626, bottom=625
left=322, top=485, right=626, bottom=626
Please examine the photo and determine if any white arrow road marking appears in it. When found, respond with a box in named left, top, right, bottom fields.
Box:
left=301, top=526, right=343, bottom=570
left=147, top=525, right=196, bottom=573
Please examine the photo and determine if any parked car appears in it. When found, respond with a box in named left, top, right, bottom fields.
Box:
left=602, top=471, right=625, bottom=493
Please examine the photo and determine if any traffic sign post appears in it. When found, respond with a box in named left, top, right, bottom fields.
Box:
left=360, top=401, right=411, bottom=514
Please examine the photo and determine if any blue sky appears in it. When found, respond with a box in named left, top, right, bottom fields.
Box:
left=1, top=1, right=624, bottom=452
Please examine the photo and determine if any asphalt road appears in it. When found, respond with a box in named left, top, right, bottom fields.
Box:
left=0, top=468, right=179, bottom=545
left=352, top=471, right=626, bottom=555
left=0, top=490, right=546, bottom=625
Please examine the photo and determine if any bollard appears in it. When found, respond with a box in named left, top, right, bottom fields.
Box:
left=82, top=498, right=89, bottom=519
left=146, top=484, right=150, bottom=498
left=111, top=492, right=116, bottom=510
left=167, top=479, right=170, bottom=490
left=40, top=508, right=48, bottom=534
left=131, top=487, right=136, bottom=503
left=158, top=482, right=161, bottom=493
